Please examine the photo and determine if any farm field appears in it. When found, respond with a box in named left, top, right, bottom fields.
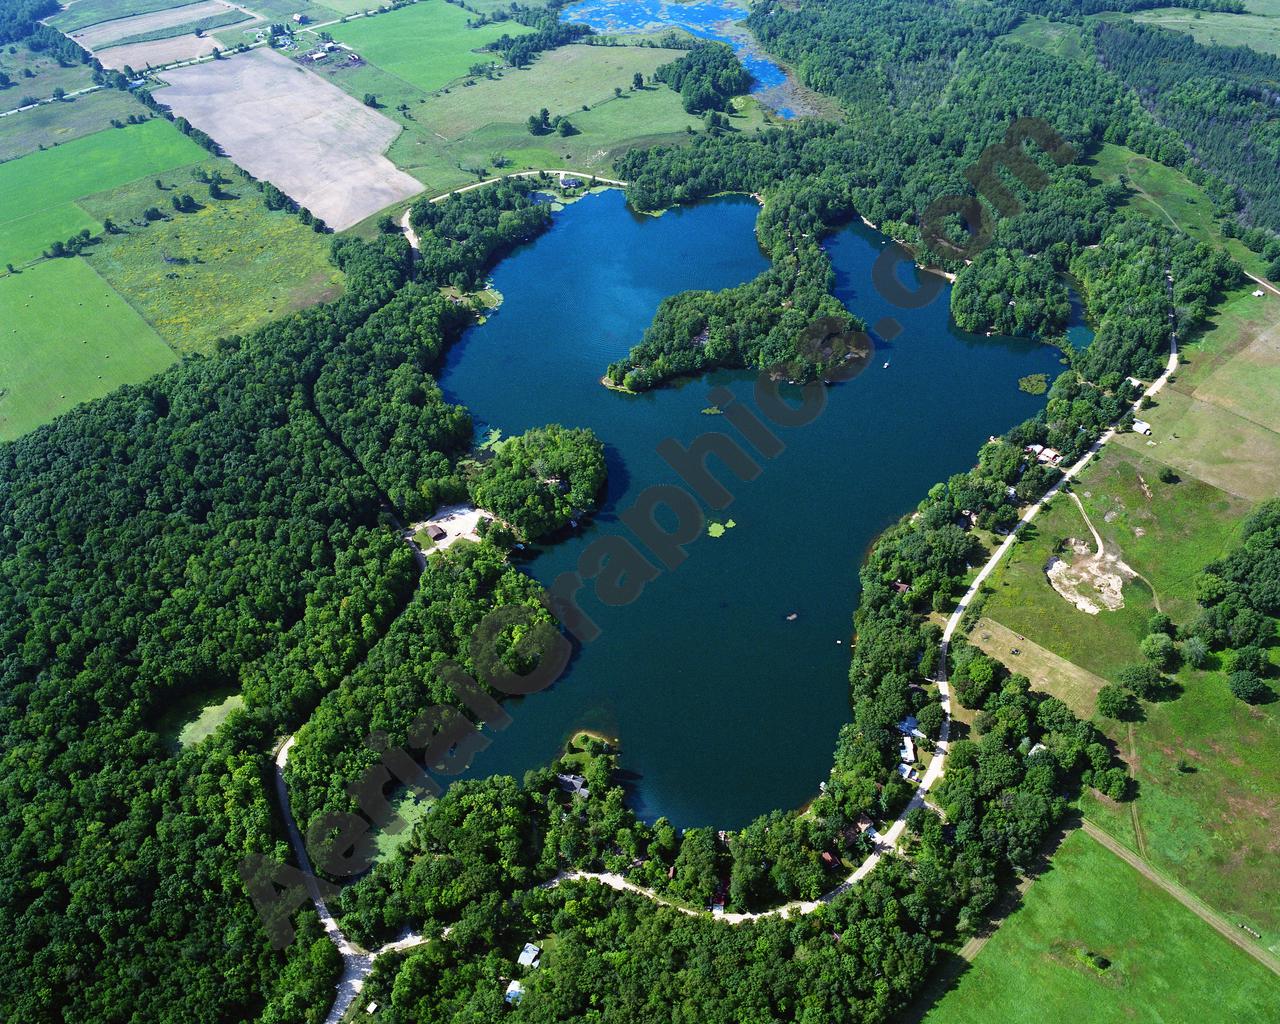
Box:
left=95, top=32, right=223, bottom=70
left=0, top=258, right=175, bottom=440
left=69, top=0, right=249, bottom=50
left=920, top=829, right=1280, bottom=1024
left=1086, top=143, right=1274, bottom=280
left=81, top=160, right=345, bottom=353
left=153, top=47, right=422, bottom=229
left=0, top=117, right=206, bottom=266
left=967, top=617, right=1108, bottom=718
left=311, top=40, right=758, bottom=194
left=48, top=0, right=208, bottom=33
left=1127, top=5, right=1280, bottom=57
left=0, top=89, right=152, bottom=161
left=325, top=0, right=534, bottom=91
left=78, top=159, right=344, bottom=352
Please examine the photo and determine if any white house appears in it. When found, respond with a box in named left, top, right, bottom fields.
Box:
left=505, top=980, right=525, bottom=1005
left=900, top=735, right=916, bottom=764
left=1133, top=419, right=1153, bottom=435
left=1253, top=289, right=1265, bottom=298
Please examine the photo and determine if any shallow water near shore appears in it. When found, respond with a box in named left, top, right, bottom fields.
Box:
left=438, top=190, right=1063, bottom=827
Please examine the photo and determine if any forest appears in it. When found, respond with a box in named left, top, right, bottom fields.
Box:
left=0, top=0, right=1273, bottom=1019
left=653, top=42, right=752, bottom=114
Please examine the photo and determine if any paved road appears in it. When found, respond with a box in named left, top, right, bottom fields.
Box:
left=1081, top=820, right=1280, bottom=977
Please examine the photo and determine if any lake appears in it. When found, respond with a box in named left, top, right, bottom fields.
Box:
left=561, top=0, right=799, bottom=116
left=440, top=190, right=1064, bottom=827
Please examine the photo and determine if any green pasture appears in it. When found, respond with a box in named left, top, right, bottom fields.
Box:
left=0, top=258, right=174, bottom=441
left=50, top=0, right=207, bottom=33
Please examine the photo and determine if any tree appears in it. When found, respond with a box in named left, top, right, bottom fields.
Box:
left=1096, top=684, right=1137, bottom=720
left=1181, top=635, right=1210, bottom=668
left=362, top=93, right=377, bottom=107
left=632, top=71, right=643, bottom=90
left=614, top=85, right=622, bottom=98
left=1117, top=663, right=1163, bottom=700
left=556, top=117, right=575, bottom=136
left=1139, top=632, right=1178, bottom=671
left=1228, top=670, right=1270, bottom=704
left=1158, top=465, right=1179, bottom=483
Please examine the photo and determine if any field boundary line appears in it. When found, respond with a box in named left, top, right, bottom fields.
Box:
left=1081, top=819, right=1280, bottom=976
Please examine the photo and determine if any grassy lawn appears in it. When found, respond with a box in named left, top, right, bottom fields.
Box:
left=1128, top=5, right=1280, bottom=57
left=326, top=0, right=532, bottom=92
left=968, top=617, right=1108, bottom=718
left=0, top=118, right=207, bottom=267
left=1081, top=663, right=1280, bottom=951
left=0, top=90, right=155, bottom=163
left=176, top=693, right=245, bottom=747
left=49, top=0, right=207, bottom=32
left=1085, top=143, right=1273, bottom=280
left=921, top=829, right=1280, bottom=1024
left=0, top=258, right=175, bottom=440
left=78, top=160, right=343, bottom=353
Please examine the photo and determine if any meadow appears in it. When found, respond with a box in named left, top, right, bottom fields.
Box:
left=1086, top=143, right=1273, bottom=279
left=1128, top=5, right=1280, bottom=57
left=326, top=0, right=533, bottom=92
left=999, top=15, right=1086, bottom=60
left=0, top=46, right=95, bottom=101
left=79, top=160, right=344, bottom=352
left=921, top=830, right=1280, bottom=1024
left=0, top=118, right=206, bottom=266
left=0, top=90, right=154, bottom=163
left=0, top=258, right=174, bottom=440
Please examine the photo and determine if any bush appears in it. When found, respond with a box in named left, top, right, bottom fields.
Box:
left=1228, top=670, right=1270, bottom=704
left=1139, top=631, right=1178, bottom=671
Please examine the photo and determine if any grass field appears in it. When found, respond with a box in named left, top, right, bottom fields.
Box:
left=1080, top=662, right=1280, bottom=950
left=326, top=0, right=533, bottom=91
left=1128, top=5, right=1280, bottom=57
left=0, top=46, right=96, bottom=101
left=0, top=258, right=175, bottom=440
left=313, top=40, right=759, bottom=193
left=176, top=693, right=244, bottom=747
left=78, top=160, right=344, bottom=352
left=49, top=0, right=208, bottom=32
left=1086, top=143, right=1273, bottom=280
left=0, top=90, right=156, bottom=163
left=921, top=829, right=1280, bottom=1024
left=999, top=15, right=1086, bottom=59
left=968, top=617, right=1108, bottom=718
left=0, top=118, right=207, bottom=266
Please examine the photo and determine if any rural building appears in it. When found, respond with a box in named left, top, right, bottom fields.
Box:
left=1133, top=419, right=1153, bottom=435
left=892, top=580, right=909, bottom=594
left=900, top=736, right=916, bottom=763
left=366, top=1003, right=378, bottom=1015
left=517, top=943, right=541, bottom=969
left=820, top=851, right=837, bottom=869
left=504, top=980, right=524, bottom=1005
left=896, top=763, right=920, bottom=783
left=896, top=715, right=924, bottom=738
left=292, top=12, right=306, bottom=22
left=556, top=773, right=589, bottom=799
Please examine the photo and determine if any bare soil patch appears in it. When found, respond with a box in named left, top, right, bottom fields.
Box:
left=153, top=47, right=422, bottom=229
left=95, top=32, right=222, bottom=70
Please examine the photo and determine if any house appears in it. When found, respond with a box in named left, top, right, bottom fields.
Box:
left=504, top=980, right=524, bottom=1005
left=1027, top=742, right=1048, bottom=757
left=892, top=580, right=910, bottom=594
left=1125, top=376, right=1143, bottom=389
left=517, top=942, right=541, bottom=969
left=900, top=735, right=916, bottom=763
left=426, top=523, right=447, bottom=542
left=292, top=12, right=306, bottom=22
left=562, top=177, right=582, bottom=188
left=896, top=715, right=924, bottom=739
left=1132, top=419, right=1153, bottom=436
left=556, top=773, right=589, bottom=799
left=896, top=763, right=920, bottom=783
left=366, top=1003, right=378, bottom=1015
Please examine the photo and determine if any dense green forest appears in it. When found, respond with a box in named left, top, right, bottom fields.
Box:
left=1095, top=21, right=1280, bottom=232
left=653, top=42, right=752, bottom=113
left=0, top=0, right=1270, bottom=1019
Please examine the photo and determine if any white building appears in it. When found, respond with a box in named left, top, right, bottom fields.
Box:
left=1133, top=419, right=1153, bottom=435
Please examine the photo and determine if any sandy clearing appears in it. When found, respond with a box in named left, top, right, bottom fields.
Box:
left=408, top=503, right=494, bottom=554
left=71, top=0, right=236, bottom=49
left=95, top=32, right=223, bottom=69
left=153, top=48, right=423, bottom=229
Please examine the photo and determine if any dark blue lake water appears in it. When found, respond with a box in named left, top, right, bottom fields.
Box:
left=562, top=0, right=792, bottom=112
left=440, top=190, right=1063, bottom=827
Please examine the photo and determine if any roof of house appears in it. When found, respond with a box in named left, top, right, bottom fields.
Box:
left=556, top=772, right=589, bottom=798
left=504, top=980, right=524, bottom=1004
left=517, top=942, right=541, bottom=967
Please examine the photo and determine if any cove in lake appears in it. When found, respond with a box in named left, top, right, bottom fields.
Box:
left=440, top=190, right=1063, bottom=828
left=562, top=0, right=797, bottom=115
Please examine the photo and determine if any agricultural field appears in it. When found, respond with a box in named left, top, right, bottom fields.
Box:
left=1086, top=143, right=1273, bottom=279
left=312, top=40, right=759, bottom=194
left=78, top=159, right=344, bottom=352
left=325, top=0, right=534, bottom=91
left=921, top=829, right=1280, bottom=1024
left=0, top=88, right=149, bottom=161
left=0, top=258, right=175, bottom=440
left=69, top=0, right=251, bottom=51
left=94, top=32, right=223, bottom=70
left=153, top=47, right=422, bottom=229
left=967, top=617, right=1108, bottom=718
left=1127, top=4, right=1280, bottom=57
left=0, top=117, right=206, bottom=267
left=48, top=0, right=209, bottom=33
